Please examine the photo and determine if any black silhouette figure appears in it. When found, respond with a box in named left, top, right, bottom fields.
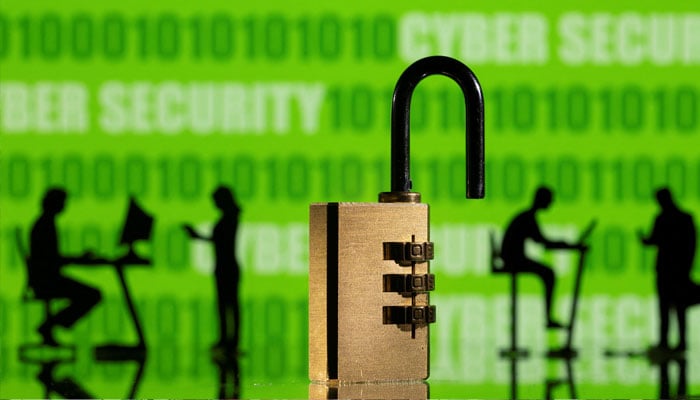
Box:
left=639, top=187, right=699, bottom=353
left=214, top=353, right=241, bottom=399
left=184, top=186, right=241, bottom=353
left=659, top=354, right=688, bottom=400
left=501, top=186, right=584, bottom=329
left=28, top=188, right=101, bottom=346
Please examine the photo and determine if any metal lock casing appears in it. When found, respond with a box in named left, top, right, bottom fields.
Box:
left=308, top=381, right=428, bottom=399
left=309, top=202, right=432, bottom=382
left=308, top=55, right=485, bottom=383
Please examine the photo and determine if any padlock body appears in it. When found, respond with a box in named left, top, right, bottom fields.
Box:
left=309, top=202, right=430, bottom=382
left=308, top=381, right=428, bottom=399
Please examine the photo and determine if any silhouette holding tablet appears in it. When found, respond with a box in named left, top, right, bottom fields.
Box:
left=184, top=185, right=242, bottom=354
left=639, top=187, right=699, bottom=353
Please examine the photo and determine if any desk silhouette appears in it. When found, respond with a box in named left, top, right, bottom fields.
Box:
left=86, top=251, right=151, bottom=360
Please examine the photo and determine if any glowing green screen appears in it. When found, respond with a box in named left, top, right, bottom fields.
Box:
left=1, top=0, right=699, bottom=398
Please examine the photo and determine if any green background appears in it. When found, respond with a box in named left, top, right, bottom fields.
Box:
left=1, top=0, right=699, bottom=398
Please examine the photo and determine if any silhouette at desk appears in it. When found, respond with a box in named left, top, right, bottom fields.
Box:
left=29, top=188, right=100, bottom=346
left=501, top=186, right=582, bottom=329
left=184, top=186, right=241, bottom=353
left=640, top=188, right=700, bottom=352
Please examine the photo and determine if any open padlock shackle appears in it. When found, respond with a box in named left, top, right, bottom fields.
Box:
left=388, top=55, right=485, bottom=200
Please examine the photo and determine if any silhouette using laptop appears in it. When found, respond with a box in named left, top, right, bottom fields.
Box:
left=28, top=188, right=100, bottom=346
left=501, top=186, right=585, bottom=329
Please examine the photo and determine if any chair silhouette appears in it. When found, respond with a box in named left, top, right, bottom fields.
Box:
left=490, top=231, right=529, bottom=359
left=16, top=228, right=76, bottom=356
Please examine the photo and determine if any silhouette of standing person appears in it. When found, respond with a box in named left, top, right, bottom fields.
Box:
left=501, top=186, right=583, bottom=329
left=639, top=188, right=696, bottom=352
left=184, top=186, right=241, bottom=353
left=29, top=188, right=101, bottom=346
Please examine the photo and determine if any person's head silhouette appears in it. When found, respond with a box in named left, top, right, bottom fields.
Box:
left=42, top=188, right=67, bottom=216
left=655, top=187, right=675, bottom=211
left=532, top=186, right=553, bottom=210
left=212, top=186, right=239, bottom=214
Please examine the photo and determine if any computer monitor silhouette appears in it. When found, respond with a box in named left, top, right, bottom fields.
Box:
left=119, top=197, right=153, bottom=264
left=92, top=196, right=154, bottom=360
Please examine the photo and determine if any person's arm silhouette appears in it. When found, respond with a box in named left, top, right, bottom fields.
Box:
left=183, top=224, right=212, bottom=242
left=639, top=220, right=660, bottom=246
left=531, top=219, right=583, bottom=251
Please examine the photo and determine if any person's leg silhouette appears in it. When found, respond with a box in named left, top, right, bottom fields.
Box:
left=515, top=258, right=562, bottom=329
left=37, top=277, right=101, bottom=345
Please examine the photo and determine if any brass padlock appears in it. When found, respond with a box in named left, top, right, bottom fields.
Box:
left=309, top=381, right=429, bottom=399
left=309, top=56, right=485, bottom=382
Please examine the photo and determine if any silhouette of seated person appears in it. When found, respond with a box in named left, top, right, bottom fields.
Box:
left=29, top=188, right=100, bottom=346
left=501, top=186, right=583, bottom=329
left=639, top=188, right=698, bottom=352
left=184, top=186, right=241, bottom=353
